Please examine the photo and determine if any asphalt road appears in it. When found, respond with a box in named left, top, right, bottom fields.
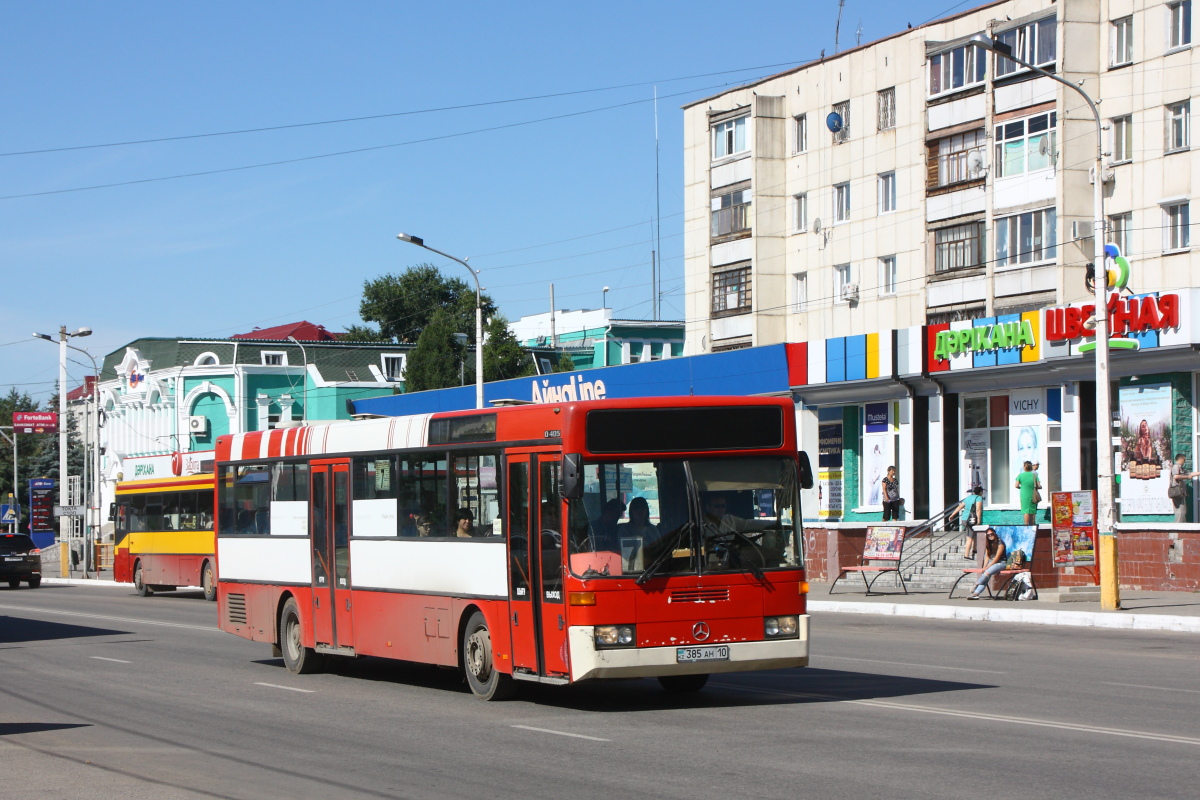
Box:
left=2, top=583, right=1199, bottom=800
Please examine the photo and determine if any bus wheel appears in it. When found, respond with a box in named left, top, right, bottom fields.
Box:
left=133, top=562, right=153, bottom=597
left=27, top=575, right=41, bottom=589
left=462, top=611, right=515, bottom=701
left=280, top=598, right=324, bottom=675
left=658, top=674, right=709, bottom=693
left=201, top=561, right=217, bottom=602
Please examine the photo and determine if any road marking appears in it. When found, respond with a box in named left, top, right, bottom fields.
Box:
left=0, top=604, right=219, bottom=632
left=511, top=725, right=610, bottom=742
left=1101, top=681, right=1200, bottom=695
left=712, top=683, right=1200, bottom=747
left=90, top=656, right=132, bottom=664
left=255, top=682, right=315, bottom=693
left=814, top=655, right=1005, bottom=674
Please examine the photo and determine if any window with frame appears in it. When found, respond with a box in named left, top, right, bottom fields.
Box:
left=1169, top=1, right=1192, bottom=49
left=1164, top=202, right=1191, bottom=250
left=832, top=101, right=849, bottom=143
left=1111, top=16, right=1133, bottom=65
left=261, top=351, right=286, bottom=366
left=935, top=222, right=985, bottom=272
left=711, top=187, right=752, bottom=238
left=834, top=264, right=852, bottom=302
left=1112, top=115, right=1133, bottom=162
left=794, top=114, right=808, bottom=153
left=994, top=112, right=1057, bottom=178
left=877, top=88, right=896, bottom=130
left=834, top=182, right=850, bottom=223
left=995, top=16, right=1057, bottom=77
left=929, top=44, right=986, bottom=97
left=996, top=208, right=1057, bottom=267
left=930, top=129, right=986, bottom=187
left=793, top=192, right=808, bottom=232
left=1109, top=212, right=1132, bottom=256
left=963, top=395, right=1012, bottom=505
left=382, top=354, right=406, bottom=381
left=1166, top=101, right=1190, bottom=151
left=712, top=115, right=748, bottom=160
left=793, top=272, right=808, bottom=312
left=878, top=256, right=897, bottom=295
left=877, top=172, right=896, bottom=214
left=712, top=265, right=752, bottom=315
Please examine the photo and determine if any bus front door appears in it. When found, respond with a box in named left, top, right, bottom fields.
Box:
left=310, top=461, right=354, bottom=651
left=535, top=455, right=569, bottom=677
left=507, top=456, right=538, bottom=674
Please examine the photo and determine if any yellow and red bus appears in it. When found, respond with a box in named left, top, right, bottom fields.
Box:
left=113, top=474, right=217, bottom=601
left=215, top=396, right=813, bottom=699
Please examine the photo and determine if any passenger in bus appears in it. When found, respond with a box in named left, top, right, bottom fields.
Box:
left=590, top=498, right=626, bottom=552
left=237, top=501, right=258, bottom=535
left=701, top=492, right=770, bottom=567
left=414, top=514, right=434, bottom=537
left=617, top=496, right=658, bottom=570
left=455, top=508, right=476, bottom=538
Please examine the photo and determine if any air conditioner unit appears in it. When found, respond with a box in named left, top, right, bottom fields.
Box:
left=188, top=415, right=207, bottom=434
left=841, top=283, right=860, bottom=303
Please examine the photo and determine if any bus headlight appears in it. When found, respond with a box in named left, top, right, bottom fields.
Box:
left=594, top=625, right=636, bottom=649
left=764, top=616, right=799, bottom=639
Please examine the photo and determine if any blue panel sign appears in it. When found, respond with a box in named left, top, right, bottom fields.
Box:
left=864, top=402, right=889, bottom=432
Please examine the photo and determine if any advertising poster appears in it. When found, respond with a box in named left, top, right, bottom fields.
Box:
left=1051, top=491, right=1096, bottom=567
left=863, top=527, right=905, bottom=561
left=862, top=432, right=891, bottom=507
left=993, top=525, right=1036, bottom=565
left=1118, top=383, right=1173, bottom=515
left=1009, top=388, right=1045, bottom=482
left=818, top=422, right=844, bottom=520
left=963, top=429, right=989, bottom=499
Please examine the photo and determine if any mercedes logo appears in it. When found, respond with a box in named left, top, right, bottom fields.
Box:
left=692, top=622, right=711, bottom=641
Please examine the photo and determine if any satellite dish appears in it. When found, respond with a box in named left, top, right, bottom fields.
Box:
left=1039, top=137, right=1051, bottom=157
left=825, top=112, right=844, bottom=133
left=967, top=150, right=985, bottom=176
left=813, top=217, right=823, bottom=234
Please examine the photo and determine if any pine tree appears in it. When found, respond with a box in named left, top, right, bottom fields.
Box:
left=482, top=315, right=535, bottom=382
left=25, top=394, right=86, bottom=493
left=0, top=389, right=40, bottom=509
left=404, top=309, right=468, bottom=392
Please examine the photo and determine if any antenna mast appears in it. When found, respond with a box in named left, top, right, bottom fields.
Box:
left=654, top=86, right=662, bottom=321
left=834, top=0, right=846, bottom=53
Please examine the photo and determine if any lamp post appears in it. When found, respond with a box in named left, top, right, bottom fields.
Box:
left=397, top=233, right=484, bottom=409
left=33, top=325, right=92, bottom=573
left=967, top=34, right=1118, bottom=609
left=286, top=335, right=308, bottom=422
left=66, top=344, right=101, bottom=575
left=602, top=286, right=609, bottom=310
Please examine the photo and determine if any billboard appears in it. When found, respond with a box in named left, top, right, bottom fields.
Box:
left=1118, top=383, right=1173, bottom=515
left=13, top=411, right=58, bottom=434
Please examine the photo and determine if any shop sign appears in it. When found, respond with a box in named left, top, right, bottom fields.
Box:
left=12, top=411, right=58, bottom=434
left=932, top=319, right=1036, bottom=361
left=864, top=402, right=889, bottom=432
left=1045, top=293, right=1179, bottom=351
left=818, top=421, right=843, bottom=520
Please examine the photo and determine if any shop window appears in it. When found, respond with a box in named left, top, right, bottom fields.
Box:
left=858, top=403, right=898, bottom=510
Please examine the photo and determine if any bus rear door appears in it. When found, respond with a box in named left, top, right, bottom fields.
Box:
left=309, top=460, right=355, bottom=652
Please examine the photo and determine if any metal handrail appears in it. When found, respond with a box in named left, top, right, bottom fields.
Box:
left=899, top=503, right=964, bottom=571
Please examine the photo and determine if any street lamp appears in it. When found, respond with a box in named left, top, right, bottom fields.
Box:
left=66, top=344, right=102, bottom=576
left=397, top=233, right=484, bottom=409
left=33, top=325, right=92, bottom=574
left=603, top=286, right=609, bottom=310
left=286, top=335, right=308, bottom=422
left=967, top=34, right=1118, bottom=609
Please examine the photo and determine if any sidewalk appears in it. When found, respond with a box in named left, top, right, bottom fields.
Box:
left=809, top=579, right=1200, bottom=633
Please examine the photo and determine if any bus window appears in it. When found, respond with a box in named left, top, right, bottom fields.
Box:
left=272, top=462, right=310, bottom=537
left=129, top=495, right=147, bottom=532
left=227, top=465, right=270, bottom=535
left=352, top=457, right=399, bottom=537
left=114, top=501, right=130, bottom=545
left=397, top=456, right=447, bottom=537
left=178, top=491, right=198, bottom=529
left=218, top=467, right=236, bottom=534
left=144, top=494, right=164, bottom=531
left=540, top=461, right=563, bottom=603
left=509, top=461, right=530, bottom=598
left=451, top=451, right=501, bottom=537
left=162, top=494, right=181, bottom=531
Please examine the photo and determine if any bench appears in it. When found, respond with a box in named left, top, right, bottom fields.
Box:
left=830, top=526, right=908, bottom=596
left=949, top=526, right=1037, bottom=600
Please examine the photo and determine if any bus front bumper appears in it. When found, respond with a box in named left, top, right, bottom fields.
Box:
left=567, top=615, right=809, bottom=682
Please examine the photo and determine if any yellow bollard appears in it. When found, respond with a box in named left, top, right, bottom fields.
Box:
left=60, top=541, right=70, bottom=578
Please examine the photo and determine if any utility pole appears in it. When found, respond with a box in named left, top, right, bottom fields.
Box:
left=549, top=284, right=557, bottom=350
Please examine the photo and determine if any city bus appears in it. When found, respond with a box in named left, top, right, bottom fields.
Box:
left=113, top=474, right=217, bottom=601
left=214, top=396, right=813, bottom=699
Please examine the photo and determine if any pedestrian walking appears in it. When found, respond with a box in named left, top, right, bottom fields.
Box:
left=1169, top=454, right=1198, bottom=523
left=1015, top=461, right=1040, bottom=525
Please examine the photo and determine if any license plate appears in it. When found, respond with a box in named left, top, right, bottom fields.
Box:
left=4, top=557, right=22, bottom=562
left=676, top=645, right=730, bottom=663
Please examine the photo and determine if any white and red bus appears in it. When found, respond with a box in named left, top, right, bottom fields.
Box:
left=214, top=396, right=813, bottom=699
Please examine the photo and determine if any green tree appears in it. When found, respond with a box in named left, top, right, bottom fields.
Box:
left=359, top=264, right=497, bottom=344
left=24, top=394, right=86, bottom=494
left=404, top=309, right=467, bottom=392
left=553, top=352, right=577, bottom=373
left=0, top=389, right=41, bottom=509
left=340, top=323, right=392, bottom=342
left=482, top=316, right=535, bottom=382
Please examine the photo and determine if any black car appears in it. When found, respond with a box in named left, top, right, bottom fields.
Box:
left=0, top=533, right=42, bottom=588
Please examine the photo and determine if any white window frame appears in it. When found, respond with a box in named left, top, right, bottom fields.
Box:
left=1109, top=212, right=1133, bottom=256
left=711, top=187, right=752, bottom=238
left=1166, top=101, right=1190, bottom=152
left=995, top=208, right=1057, bottom=268
left=877, top=172, right=896, bottom=214
left=878, top=256, right=897, bottom=296
left=928, top=44, right=986, bottom=98
left=834, top=182, right=851, bottom=223
left=793, top=192, right=808, bottom=232
left=1163, top=202, right=1191, bottom=251
left=794, top=113, right=808, bottom=153
left=832, top=101, right=849, bottom=143
left=261, top=351, right=287, bottom=366
left=934, top=129, right=986, bottom=187
left=877, top=88, right=896, bottom=131
left=712, top=115, right=749, bottom=160
left=1169, top=1, right=1193, bottom=50
left=834, top=264, right=853, bottom=304
left=1112, top=115, right=1133, bottom=163
left=381, top=353, right=406, bottom=381
left=994, top=16, right=1058, bottom=78
left=793, top=272, right=808, bottom=312
left=1111, top=16, right=1134, bottom=66
left=994, top=111, right=1057, bottom=178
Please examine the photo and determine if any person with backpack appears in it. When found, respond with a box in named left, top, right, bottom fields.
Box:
left=952, top=485, right=984, bottom=559
left=968, top=528, right=1007, bottom=599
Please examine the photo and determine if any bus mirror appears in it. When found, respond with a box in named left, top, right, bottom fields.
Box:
left=562, top=453, right=583, bottom=499
left=798, top=452, right=815, bottom=490
left=107, top=502, right=116, bottom=522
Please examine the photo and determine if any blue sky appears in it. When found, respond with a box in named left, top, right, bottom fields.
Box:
left=0, top=0, right=971, bottom=401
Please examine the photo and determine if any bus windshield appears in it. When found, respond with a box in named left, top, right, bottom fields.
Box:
left=566, top=456, right=802, bottom=579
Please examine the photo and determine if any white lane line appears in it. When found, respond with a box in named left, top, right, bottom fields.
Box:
left=0, top=604, right=219, bottom=632
left=90, top=656, right=132, bottom=664
left=511, top=725, right=610, bottom=742
left=815, top=655, right=1005, bottom=674
left=255, top=682, right=315, bottom=694
left=1101, top=681, right=1200, bottom=695
left=712, top=683, right=1200, bottom=747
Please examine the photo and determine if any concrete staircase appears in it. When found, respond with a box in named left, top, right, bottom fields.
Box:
left=900, top=536, right=977, bottom=591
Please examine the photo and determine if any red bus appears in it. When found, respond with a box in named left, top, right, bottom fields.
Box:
left=214, top=396, right=813, bottom=699
left=113, top=474, right=217, bottom=600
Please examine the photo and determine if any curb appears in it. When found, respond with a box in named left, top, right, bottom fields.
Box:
left=807, top=600, right=1200, bottom=633
left=44, top=578, right=133, bottom=588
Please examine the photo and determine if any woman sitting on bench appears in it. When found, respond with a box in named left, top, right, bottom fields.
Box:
left=968, top=528, right=1006, bottom=600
